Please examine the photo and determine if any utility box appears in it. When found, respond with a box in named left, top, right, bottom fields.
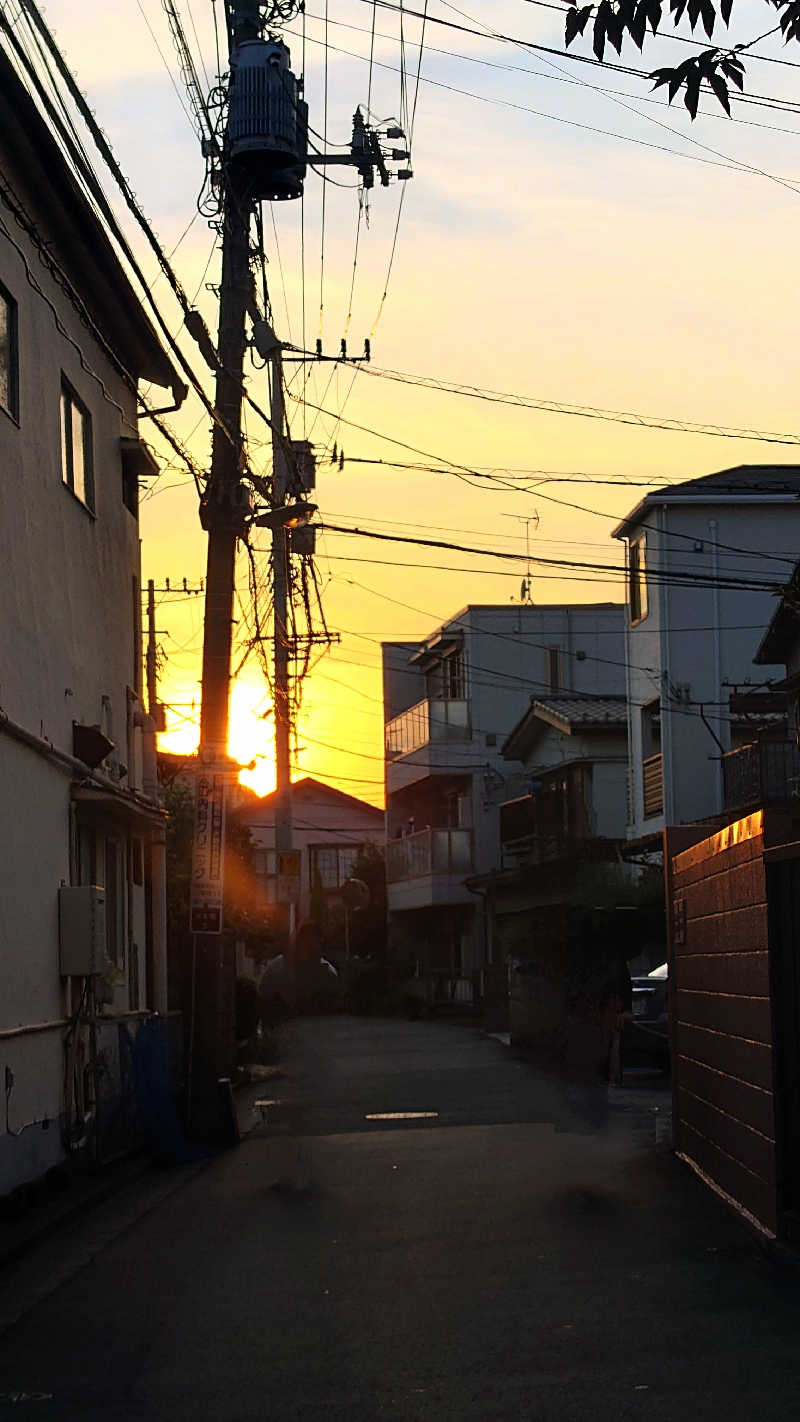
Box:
left=59, top=885, right=106, bottom=976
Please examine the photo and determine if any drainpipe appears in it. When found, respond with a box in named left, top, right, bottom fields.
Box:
left=659, top=505, right=675, bottom=825
left=709, top=519, right=723, bottom=814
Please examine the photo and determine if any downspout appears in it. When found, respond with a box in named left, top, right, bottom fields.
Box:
left=659, top=505, right=675, bottom=824
left=709, top=519, right=723, bottom=814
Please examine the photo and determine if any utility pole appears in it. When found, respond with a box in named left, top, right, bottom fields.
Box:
left=189, top=0, right=411, bottom=1122
left=269, top=352, right=292, bottom=860
left=146, top=578, right=158, bottom=719
left=190, top=0, right=261, bottom=1127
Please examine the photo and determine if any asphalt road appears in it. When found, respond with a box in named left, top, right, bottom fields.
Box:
left=1, top=1016, right=799, bottom=1421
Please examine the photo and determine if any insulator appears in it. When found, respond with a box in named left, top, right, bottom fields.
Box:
left=339, top=449, right=344, bottom=470
left=385, top=126, right=405, bottom=139
left=397, top=168, right=413, bottom=181
left=331, top=442, right=338, bottom=464
left=391, top=150, right=410, bottom=161
left=364, top=338, right=371, bottom=362
left=227, top=38, right=308, bottom=202
left=315, top=338, right=322, bottom=357
left=341, top=338, right=347, bottom=360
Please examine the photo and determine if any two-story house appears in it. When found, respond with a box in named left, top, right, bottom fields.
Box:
left=382, top=602, right=626, bottom=1007
left=612, top=465, right=800, bottom=847
left=0, top=51, right=179, bottom=1196
left=232, top=775, right=385, bottom=935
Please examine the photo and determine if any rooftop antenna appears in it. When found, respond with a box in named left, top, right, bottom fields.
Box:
left=500, top=510, right=539, bottom=603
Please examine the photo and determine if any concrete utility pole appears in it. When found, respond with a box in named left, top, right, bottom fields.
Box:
left=269, top=353, right=292, bottom=860
left=191, top=0, right=262, bottom=1125
left=146, top=578, right=158, bottom=719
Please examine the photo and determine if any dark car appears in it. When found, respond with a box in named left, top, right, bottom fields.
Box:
left=623, top=963, right=670, bottom=1068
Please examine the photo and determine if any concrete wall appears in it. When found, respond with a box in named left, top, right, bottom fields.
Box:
left=624, top=501, right=800, bottom=839
left=669, top=814, right=777, bottom=1235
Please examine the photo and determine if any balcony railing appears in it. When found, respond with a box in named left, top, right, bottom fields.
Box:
left=500, top=765, right=597, bottom=866
left=386, top=827, right=473, bottom=882
left=385, top=697, right=471, bottom=758
left=722, top=738, right=800, bottom=813
left=642, top=752, right=664, bottom=819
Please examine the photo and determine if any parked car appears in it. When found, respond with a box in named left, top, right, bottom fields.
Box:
left=623, top=963, right=670, bottom=1069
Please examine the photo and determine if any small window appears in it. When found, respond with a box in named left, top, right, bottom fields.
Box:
left=0, top=282, right=19, bottom=421
left=547, top=646, right=562, bottom=693
left=629, top=534, right=648, bottom=624
left=60, top=379, right=94, bottom=511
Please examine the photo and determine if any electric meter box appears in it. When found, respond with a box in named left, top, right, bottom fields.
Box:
left=58, top=885, right=106, bottom=976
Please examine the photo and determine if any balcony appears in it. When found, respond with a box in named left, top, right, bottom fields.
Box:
left=386, top=827, right=473, bottom=883
left=500, top=764, right=601, bottom=867
left=722, top=738, right=800, bottom=813
left=385, top=698, right=471, bottom=758
left=642, top=752, right=663, bottom=820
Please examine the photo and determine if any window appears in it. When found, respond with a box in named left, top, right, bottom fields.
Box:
left=629, top=534, right=648, bottom=624
left=60, top=379, right=94, bottom=510
left=310, top=844, right=360, bottom=890
left=0, top=282, right=18, bottom=421
left=641, top=698, right=661, bottom=758
left=427, top=651, right=465, bottom=701
left=547, top=646, right=563, bottom=692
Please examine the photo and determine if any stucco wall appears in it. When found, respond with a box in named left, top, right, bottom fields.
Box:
left=0, top=145, right=154, bottom=1195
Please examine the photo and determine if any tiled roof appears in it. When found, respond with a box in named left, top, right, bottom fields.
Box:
left=502, top=694, right=627, bottom=759
left=531, top=695, right=628, bottom=732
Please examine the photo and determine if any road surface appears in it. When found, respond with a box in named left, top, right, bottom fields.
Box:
left=0, top=1016, right=798, bottom=1420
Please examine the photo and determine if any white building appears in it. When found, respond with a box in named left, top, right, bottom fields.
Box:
left=382, top=601, right=626, bottom=1004
left=612, top=466, right=800, bottom=846
left=0, top=52, right=178, bottom=1195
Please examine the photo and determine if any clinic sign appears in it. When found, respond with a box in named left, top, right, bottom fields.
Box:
left=190, top=771, right=227, bottom=933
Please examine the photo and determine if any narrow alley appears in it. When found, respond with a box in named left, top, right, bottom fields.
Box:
left=1, top=1017, right=798, bottom=1422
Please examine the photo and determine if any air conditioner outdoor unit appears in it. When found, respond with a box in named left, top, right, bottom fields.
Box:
left=58, top=885, right=106, bottom=976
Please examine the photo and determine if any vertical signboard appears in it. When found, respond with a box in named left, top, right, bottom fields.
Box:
left=276, top=850, right=301, bottom=904
left=190, top=771, right=227, bottom=933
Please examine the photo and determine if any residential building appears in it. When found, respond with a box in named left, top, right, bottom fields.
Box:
left=612, top=465, right=800, bottom=846
left=0, top=51, right=178, bottom=1196
left=470, top=693, right=637, bottom=1043
left=232, top=776, right=385, bottom=930
left=382, top=602, right=626, bottom=1006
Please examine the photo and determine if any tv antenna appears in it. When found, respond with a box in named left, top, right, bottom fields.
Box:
left=501, top=510, right=540, bottom=604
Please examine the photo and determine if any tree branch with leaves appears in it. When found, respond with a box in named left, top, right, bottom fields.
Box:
left=564, top=0, right=798, bottom=117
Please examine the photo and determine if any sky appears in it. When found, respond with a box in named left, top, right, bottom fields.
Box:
left=27, top=0, right=800, bottom=803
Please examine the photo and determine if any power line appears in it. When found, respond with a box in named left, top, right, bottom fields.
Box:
left=301, top=7, right=800, bottom=137
left=320, top=522, right=784, bottom=591
left=356, top=362, right=800, bottom=450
